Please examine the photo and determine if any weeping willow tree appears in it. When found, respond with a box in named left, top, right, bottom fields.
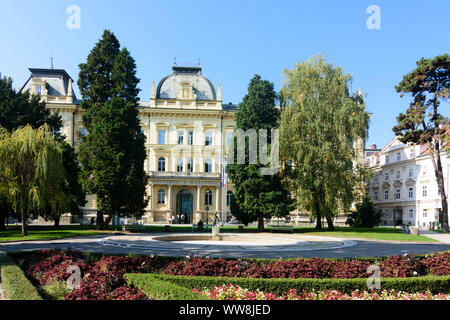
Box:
left=279, top=54, right=369, bottom=230
left=0, top=125, right=65, bottom=236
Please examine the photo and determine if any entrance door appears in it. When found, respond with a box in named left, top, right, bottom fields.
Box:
left=177, top=190, right=193, bottom=224
left=394, top=209, right=403, bottom=226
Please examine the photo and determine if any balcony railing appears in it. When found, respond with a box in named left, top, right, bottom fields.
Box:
left=149, top=171, right=220, bottom=179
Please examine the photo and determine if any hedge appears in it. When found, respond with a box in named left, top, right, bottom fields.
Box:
left=126, top=273, right=450, bottom=298
left=125, top=274, right=210, bottom=300
left=0, top=255, right=42, bottom=300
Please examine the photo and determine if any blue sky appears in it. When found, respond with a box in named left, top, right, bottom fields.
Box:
left=0, top=0, right=448, bottom=148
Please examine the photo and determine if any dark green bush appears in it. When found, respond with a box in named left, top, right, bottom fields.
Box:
left=346, top=197, right=381, bottom=228
left=125, top=274, right=210, bottom=300
left=127, top=273, right=450, bottom=297
left=0, top=255, right=42, bottom=300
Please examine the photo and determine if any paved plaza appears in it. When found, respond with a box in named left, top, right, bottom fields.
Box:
left=1, top=232, right=449, bottom=259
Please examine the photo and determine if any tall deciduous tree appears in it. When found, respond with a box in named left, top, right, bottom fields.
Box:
left=279, top=54, right=369, bottom=230
left=393, top=54, right=449, bottom=232
left=226, top=75, right=293, bottom=232
left=78, top=30, right=148, bottom=229
left=0, top=125, right=65, bottom=236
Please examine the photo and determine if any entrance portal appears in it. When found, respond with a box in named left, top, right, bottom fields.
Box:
left=177, top=190, right=193, bottom=224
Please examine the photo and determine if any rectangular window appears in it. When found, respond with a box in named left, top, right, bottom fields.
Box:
left=158, top=130, right=166, bottom=145
left=410, top=149, right=415, bottom=158
left=384, top=173, right=389, bottom=181
left=187, top=131, right=194, bottom=145
left=409, top=168, right=413, bottom=178
left=373, top=192, right=378, bottom=201
left=408, top=188, right=413, bottom=199
left=187, top=158, right=193, bottom=173
left=422, top=186, right=428, bottom=197
left=397, top=152, right=401, bottom=161
left=408, top=209, right=414, bottom=218
left=177, top=158, right=183, bottom=172
left=383, top=210, right=389, bottom=219
left=385, top=155, right=390, bottom=164
left=423, top=209, right=428, bottom=218
left=177, top=131, right=184, bottom=145
left=226, top=133, right=233, bottom=146
left=396, top=171, right=401, bottom=179
left=36, top=85, right=42, bottom=95
left=384, top=190, right=389, bottom=200
left=205, top=131, right=213, bottom=146
left=395, top=189, right=401, bottom=200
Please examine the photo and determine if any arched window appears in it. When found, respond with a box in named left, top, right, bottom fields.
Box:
left=158, top=157, right=166, bottom=172
left=157, top=189, right=166, bottom=204
left=226, top=191, right=234, bottom=207
left=205, top=189, right=213, bottom=206
left=204, top=158, right=212, bottom=173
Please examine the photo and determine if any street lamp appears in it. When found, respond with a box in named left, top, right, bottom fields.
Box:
left=205, top=205, right=209, bottom=231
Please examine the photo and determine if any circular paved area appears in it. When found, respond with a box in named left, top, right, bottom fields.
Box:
left=99, top=233, right=358, bottom=254
left=1, top=232, right=450, bottom=259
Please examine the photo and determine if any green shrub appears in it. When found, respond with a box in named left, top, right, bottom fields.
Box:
left=126, top=273, right=450, bottom=297
left=125, top=274, right=210, bottom=300
left=39, top=281, right=71, bottom=300
left=346, top=197, right=381, bottom=228
left=0, top=255, right=42, bottom=300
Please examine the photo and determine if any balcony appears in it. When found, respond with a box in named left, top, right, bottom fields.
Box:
left=149, top=171, right=220, bottom=180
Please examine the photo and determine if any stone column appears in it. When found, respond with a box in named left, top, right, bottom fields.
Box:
left=168, top=184, right=173, bottom=212
left=147, top=184, right=154, bottom=222
left=196, top=185, right=202, bottom=223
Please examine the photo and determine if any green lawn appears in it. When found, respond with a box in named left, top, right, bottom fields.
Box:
left=0, top=226, right=111, bottom=242
left=0, top=225, right=438, bottom=243
left=293, top=227, right=438, bottom=242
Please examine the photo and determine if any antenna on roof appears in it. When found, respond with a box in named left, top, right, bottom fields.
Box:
left=198, top=58, right=200, bottom=66
left=50, top=49, right=54, bottom=69
left=174, top=57, right=177, bottom=66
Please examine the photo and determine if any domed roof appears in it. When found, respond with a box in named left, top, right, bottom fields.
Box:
left=156, top=65, right=216, bottom=100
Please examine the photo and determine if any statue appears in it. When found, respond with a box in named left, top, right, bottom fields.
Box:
left=212, top=212, right=221, bottom=239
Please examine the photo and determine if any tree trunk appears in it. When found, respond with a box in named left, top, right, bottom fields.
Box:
left=313, top=195, right=322, bottom=230
left=430, top=141, right=448, bottom=232
left=21, top=211, right=27, bottom=237
left=54, top=215, right=60, bottom=228
left=257, top=214, right=265, bottom=232
left=325, top=214, right=335, bottom=231
left=103, top=215, right=112, bottom=230
left=96, top=210, right=104, bottom=230
left=0, top=212, right=5, bottom=231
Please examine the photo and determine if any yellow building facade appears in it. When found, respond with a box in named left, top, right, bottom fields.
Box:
left=20, top=65, right=237, bottom=225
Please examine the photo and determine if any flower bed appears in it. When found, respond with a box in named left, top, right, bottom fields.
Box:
left=194, top=284, right=450, bottom=300
left=9, top=250, right=450, bottom=300
left=164, top=253, right=450, bottom=279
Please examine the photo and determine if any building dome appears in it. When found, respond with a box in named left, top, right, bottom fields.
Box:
left=156, top=65, right=216, bottom=101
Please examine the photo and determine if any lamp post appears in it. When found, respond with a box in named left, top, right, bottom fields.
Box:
left=205, top=205, right=209, bottom=231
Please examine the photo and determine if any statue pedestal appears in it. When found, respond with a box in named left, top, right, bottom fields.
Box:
left=212, top=225, right=221, bottom=240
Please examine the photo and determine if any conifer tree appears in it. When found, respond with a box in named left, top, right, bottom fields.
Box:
left=78, top=30, right=148, bottom=229
left=226, top=75, right=293, bottom=231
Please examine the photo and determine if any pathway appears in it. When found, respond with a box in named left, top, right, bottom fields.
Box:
left=419, top=230, right=450, bottom=244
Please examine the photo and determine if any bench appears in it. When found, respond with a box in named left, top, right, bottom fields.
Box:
left=122, top=225, right=145, bottom=233
left=192, top=224, right=213, bottom=232
left=269, top=225, right=294, bottom=233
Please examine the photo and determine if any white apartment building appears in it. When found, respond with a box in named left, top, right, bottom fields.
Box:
left=365, top=137, right=449, bottom=230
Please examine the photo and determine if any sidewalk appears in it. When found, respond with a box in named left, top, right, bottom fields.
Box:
left=420, top=230, right=450, bottom=244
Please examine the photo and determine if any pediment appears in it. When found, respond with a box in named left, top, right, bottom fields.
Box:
left=405, top=178, right=416, bottom=186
